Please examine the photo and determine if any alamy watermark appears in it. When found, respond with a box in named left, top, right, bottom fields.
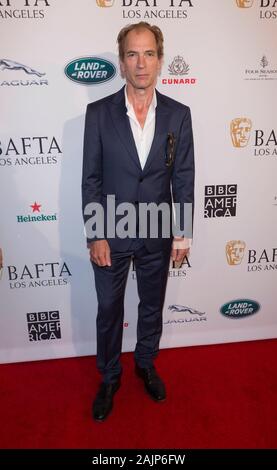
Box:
left=84, top=195, right=192, bottom=239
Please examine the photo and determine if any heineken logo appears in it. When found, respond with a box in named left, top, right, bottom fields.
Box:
left=220, top=299, right=260, bottom=319
left=64, top=57, right=116, bottom=85
left=17, top=202, right=57, bottom=223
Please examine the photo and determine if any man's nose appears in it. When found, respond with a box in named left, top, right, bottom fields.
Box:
left=137, top=54, right=146, bottom=68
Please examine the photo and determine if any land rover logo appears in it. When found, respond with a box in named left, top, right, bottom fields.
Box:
left=220, top=299, right=260, bottom=319
left=64, top=57, right=116, bottom=85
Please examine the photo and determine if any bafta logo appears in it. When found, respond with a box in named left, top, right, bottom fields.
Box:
left=230, top=118, right=252, bottom=148
left=96, top=0, right=114, bottom=6
left=226, top=240, right=246, bottom=266
left=0, top=248, right=3, bottom=280
left=236, top=0, right=254, bottom=7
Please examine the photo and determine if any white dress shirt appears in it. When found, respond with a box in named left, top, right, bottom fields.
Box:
left=125, top=85, right=156, bottom=170
left=124, top=87, right=191, bottom=250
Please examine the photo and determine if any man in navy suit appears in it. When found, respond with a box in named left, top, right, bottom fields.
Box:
left=82, top=22, right=195, bottom=421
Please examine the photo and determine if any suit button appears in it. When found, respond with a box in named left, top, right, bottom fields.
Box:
left=139, top=177, right=144, bottom=183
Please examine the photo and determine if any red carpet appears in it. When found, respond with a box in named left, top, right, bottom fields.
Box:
left=0, top=339, right=276, bottom=449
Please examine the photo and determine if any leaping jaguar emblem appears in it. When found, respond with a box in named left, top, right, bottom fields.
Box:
left=168, top=304, right=205, bottom=316
left=0, top=59, right=45, bottom=77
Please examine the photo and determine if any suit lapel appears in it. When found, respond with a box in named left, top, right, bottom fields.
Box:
left=110, top=87, right=170, bottom=174
left=110, top=87, right=141, bottom=171
left=142, top=93, right=170, bottom=175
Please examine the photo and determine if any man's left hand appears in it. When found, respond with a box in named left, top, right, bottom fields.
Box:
left=171, top=247, right=190, bottom=263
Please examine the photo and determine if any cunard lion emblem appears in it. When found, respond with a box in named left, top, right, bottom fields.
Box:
left=168, top=56, right=189, bottom=76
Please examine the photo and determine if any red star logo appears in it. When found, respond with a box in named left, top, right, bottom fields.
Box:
left=30, top=202, right=41, bottom=213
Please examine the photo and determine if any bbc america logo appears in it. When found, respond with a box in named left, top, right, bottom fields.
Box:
left=27, top=310, right=61, bottom=342
left=204, top=184, right=237, bottom=218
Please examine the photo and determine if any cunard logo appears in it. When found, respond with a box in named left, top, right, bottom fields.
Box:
left=162, top=55, right=196, bottom=85
left=168, top=56, right=189, bottom=75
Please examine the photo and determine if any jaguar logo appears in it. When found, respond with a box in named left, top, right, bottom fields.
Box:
left=0, top=59, right=45, bottom=77
left=168, top=304, right=205, bottom=316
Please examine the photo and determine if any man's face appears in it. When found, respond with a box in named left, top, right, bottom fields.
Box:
left=120, top=28, right=162, bottom=91
left=231, top=119, right=252, bottom=147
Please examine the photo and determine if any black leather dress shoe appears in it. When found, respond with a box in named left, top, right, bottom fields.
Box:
left=135, top=365, right=166, bottom=402
left=92, top=380, right=120, bottom=422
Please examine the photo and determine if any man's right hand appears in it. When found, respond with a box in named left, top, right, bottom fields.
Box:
left=89, top=240, right=111, bottom=267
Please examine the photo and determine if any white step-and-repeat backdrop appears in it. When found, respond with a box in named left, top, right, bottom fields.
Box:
left=1, top=0, right=276, bottom=363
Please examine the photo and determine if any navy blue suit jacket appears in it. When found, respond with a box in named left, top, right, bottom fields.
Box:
left=82, top=86, right=194, bottom=253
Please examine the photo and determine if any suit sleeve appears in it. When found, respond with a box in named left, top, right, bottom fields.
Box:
left=171, top=107, right=195, bottom=238
left=81, top=103, right=104, bottom=243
